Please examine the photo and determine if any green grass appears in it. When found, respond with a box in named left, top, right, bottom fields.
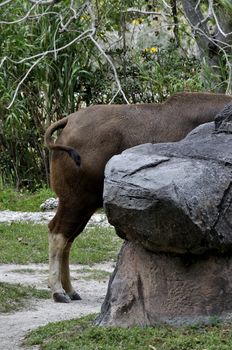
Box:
left=0, top=223, right=122, bottom=264
left=23, top=314, right=232, bottom=350
left=0, top=282, right=50, bottom=313
left=0, top=187, right=55, bottom=211
left=0, top=223, right=49, bottom=264
left=75, top=268, right=111, bottom=281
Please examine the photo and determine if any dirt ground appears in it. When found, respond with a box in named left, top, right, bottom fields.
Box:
left=0, top=211, right=113, bottom=350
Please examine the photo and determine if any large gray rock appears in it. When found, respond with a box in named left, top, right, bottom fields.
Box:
left=215, top=101, right=232, bottom=133
left=103, top=122, right=232, bottom=255
left=97, top=115, right=232, bottom=326
left=96, top=241, right=232, bottom=327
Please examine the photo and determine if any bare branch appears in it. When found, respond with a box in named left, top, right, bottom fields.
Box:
left=0, top=0, right=12, bottom=7
left=3, top=27, right=93, bottom=108
left=194, top=0, right=201, bottom=11
left=59, top=1, right=89, bottom=32
left=0, top=0, right=43, bottom=24
left=7, top=55, right=46, bottom=109
left=87, top=1, right=129, bottom=104
left=1, top=28, right=93, bottom=67
left=209, top=0, right=232, bottom=38
left=27, top=11, right=62, bottom=20
left=160, top=0, right=172, bottom=9
left=125, top=7, right=171, bottom=17
left=89, top=35, right=129, bottom=104
left=28, top=0, right=61, bottom=4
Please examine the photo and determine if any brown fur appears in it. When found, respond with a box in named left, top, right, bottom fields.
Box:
left=45, top=92, right=232, bottom=302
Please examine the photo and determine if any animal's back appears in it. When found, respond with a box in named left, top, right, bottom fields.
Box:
left=51, top=92, right=232, bottom=179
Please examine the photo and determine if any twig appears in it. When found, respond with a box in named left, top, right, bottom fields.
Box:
left=7, top=55, right=45, bottom=109
left=0, top=0, right=43, bottom=24
left=125, top=7, right=171, bottom=17
left=28, top=0, right=61, bottom=4
left=160, top=0, right=172, bottom=9
left=5, top=28, right=93, bottom=108
left=89, top=35, right=129, bottom=104
left=194, top=0, right=201, bottom=11
left=0, top=0, right=12, bottom=7
left=59, top=1, right=88, bottom=32
left=1, top=28, right=93, bottom=66
left=209, top=0, right=232, bottom=38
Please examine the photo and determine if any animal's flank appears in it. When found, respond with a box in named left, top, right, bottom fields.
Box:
left=45, top=116, right=81, bottom=167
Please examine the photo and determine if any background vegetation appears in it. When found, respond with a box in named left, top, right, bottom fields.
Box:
left=0, top=0, right=231, bottom=191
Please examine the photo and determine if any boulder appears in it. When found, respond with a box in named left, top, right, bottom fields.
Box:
left=96, top=108, right=232, bottom=326
left=96, top=241, right=232, bottom=327
left=215, top=101, right=232, bottom=133
left=103, top=122, right=232, bottom=255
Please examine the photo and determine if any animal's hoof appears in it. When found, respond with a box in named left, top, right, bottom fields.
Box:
left=68, top=291, right=82, bottom=300
left=53, top=292, right=71, bottom=303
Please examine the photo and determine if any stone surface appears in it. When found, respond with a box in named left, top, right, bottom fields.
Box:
left=103, top=122, right=232, bottom=255
left=40, top=197, right=58, bottom=211
left=215, top=101, right=232, bottom=133
left=96, top=241, right=232, bottom=326
left=98, top=114, right=232, bottom=326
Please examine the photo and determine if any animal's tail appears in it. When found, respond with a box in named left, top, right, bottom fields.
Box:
left=44, top=117, right=81, bottom=166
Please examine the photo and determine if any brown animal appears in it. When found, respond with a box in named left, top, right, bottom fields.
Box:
left=45, top=92, right=232, bottom=303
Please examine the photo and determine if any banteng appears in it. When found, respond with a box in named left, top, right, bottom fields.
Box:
left=45, top=92, right=232, bottom=303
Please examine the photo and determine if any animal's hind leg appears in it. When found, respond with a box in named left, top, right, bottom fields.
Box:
left=48, top=207, right=95, bottom=303
left=60, top=241, right=81, bottom=300
left=60, top=215, right=93, bottom=301
left=48, top=232, right=71, bottom=303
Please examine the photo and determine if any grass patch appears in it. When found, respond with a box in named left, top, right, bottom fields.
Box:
left=75, top=268, right=111, bottom=281
left=0, top=282, right=50, bottom=313
left=24, top=314, right=232, bottom=350
left=0, top=223, right=49, bottom=264
left=74, top=226, right=122, bottom=265
left=0, top=223, right=122, bottom=264
left=0, top=187, right=55, bottom=211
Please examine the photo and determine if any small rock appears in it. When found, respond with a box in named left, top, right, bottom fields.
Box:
left=40, top=198, right=58, bottom=211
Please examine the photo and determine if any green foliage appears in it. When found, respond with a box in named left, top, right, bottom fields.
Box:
left=0, top=187, right=54, bottom=211
left=0, top=223, right=121, bottom=264
left=218, top=0, right=232, bottom=12
left=0, top=1, right=100, bottom=189
left=123, top=46, right=203, bottom=103
left=24, top=313, right=232, bottom=350
left=0, top=282, right=49, bottom=313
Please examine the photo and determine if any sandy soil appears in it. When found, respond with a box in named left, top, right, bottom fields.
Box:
left=0, top=211, right=113, bottom=350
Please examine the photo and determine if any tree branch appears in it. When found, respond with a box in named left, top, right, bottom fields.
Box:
left=209, top=0, right=232, bottom=39
left=125, top=7, right=171, bottom=17
left=7, top=55, right=45, bottom=109
left=0, top=0, right=12, bottom=7
left=0, top=0, right=43, bottom=24
left=89, top=36, right=129, bottom=104
left=28, top=0, right=62, bottom=4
